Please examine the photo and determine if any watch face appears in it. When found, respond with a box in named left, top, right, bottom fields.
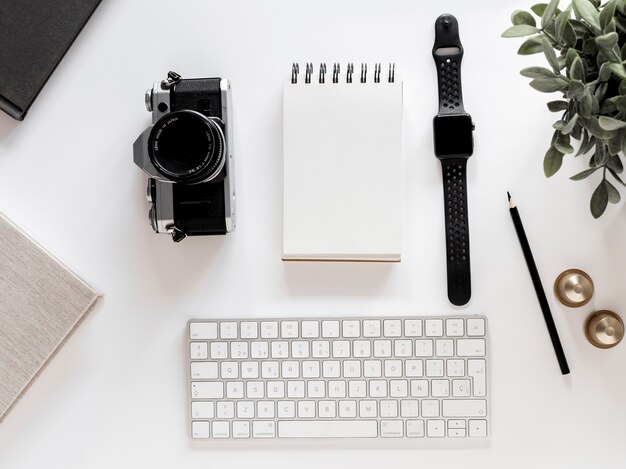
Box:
left=433, top=114, right=474, bottom=158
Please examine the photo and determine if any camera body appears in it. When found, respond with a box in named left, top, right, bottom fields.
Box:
left=133, top=72, right=235, bottom=242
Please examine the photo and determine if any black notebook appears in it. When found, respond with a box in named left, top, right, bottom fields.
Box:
left=0, top=0, right=102, bottom=120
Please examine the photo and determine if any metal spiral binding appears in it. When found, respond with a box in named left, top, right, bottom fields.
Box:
left=291, top=63, right=299, bottom=84
left=290, top=63, right=396, bottom=84
left=319, top=63, right=326, bottom=84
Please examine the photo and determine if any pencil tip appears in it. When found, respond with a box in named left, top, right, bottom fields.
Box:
left=507, top=191, right=511, bottom=201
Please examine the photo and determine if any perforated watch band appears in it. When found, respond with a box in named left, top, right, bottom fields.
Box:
left=441, top=158, right=471, bottom=305
left=433, top=14, right=472, bottom=306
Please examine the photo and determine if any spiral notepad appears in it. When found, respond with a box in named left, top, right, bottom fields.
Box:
left=283, top=62, right=403, bottom=261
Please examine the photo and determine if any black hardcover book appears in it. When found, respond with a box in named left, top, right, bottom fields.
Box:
left=0, top=0, right=102, bottom=121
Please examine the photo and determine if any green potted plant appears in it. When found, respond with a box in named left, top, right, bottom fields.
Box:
left=502, top=0, right=626, bottom=217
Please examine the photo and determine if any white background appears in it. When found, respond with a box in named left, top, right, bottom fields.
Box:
left=1, top=0, right=625, bottom=467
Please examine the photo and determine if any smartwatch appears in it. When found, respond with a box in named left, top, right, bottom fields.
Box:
left=432, top=14, right=475, bottom=306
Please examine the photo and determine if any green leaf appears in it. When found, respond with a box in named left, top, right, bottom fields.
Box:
left=600, top=0, right=617, bottom=31
left=599, top=62, right=612, bottom=81
left=606, top=180, right=621, bottom=203
left=555, top=132, right=575, bottom=153
left=555, top=8, right=571, bottom=40
left=531, top=3, right=549, bottom=16
left=608, top=167, right=626, bottom=186
left=608, top=63, right=626, bottom=79
left=607, top=152, right=624, bottom=173
left=570, top=167, right=600, bottom=180
left=518, top=36, right=545, bottom=54
left=579, top=92, right=593, bottom=118
left=547, top=100, right=569, bottom=111
left=512, top=10, right=537, bottom=26
left=568, top=79, right=585, bottom=98
left=563, top=21, right=578, bottom=47
left=608, top=130, right=624, bottom=155
left=542, top=38, right=560, bottom=72
left=569, top=57, right=584, bottom=80
left=590, top=179, right=609, bottom=218
left=563, top=113, right=580, bottom=133
left=596, top=32, right=620, bottom=62
left=542, top=0, right=561, bottom=28
left=598, top=116, right=626, bottom=130
left=544, top=146, right=565, bottom=177
left=573, top=0, right=602, bottom=33
left=565, top=48, right=580, bottom=69
left=502, top=25, right=541, bottom=37
left=520, top=66, right=557, bottom=78
left=530, top=76, right=569, bottom=92
left=585, top=116, right=614, bottom=138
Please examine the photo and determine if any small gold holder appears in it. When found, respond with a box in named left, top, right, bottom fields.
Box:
left=585, top=310, right=624, bottom=349
left=554, top=268, right=594, bottom=307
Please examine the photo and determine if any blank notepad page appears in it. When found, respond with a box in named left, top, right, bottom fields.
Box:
left=283, top=68, right=403, bottom=261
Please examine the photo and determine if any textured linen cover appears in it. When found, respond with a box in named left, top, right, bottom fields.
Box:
left=0, top=212, right=100, bottom=420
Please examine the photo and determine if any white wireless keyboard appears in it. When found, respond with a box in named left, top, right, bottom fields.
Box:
left=187, top=316, right=488, bottom=440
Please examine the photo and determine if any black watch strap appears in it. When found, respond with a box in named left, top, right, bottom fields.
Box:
left=433, top=14, right=465, bottom=114
left=441, top=158, right=471, bottom=306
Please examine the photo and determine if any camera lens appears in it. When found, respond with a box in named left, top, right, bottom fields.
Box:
left=148, top=110, right=225, bottom=183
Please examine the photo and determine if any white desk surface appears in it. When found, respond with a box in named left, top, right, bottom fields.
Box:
left=1, top=0, right=625, bottom=467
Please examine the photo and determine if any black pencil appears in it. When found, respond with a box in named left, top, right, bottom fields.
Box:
left=507, top=192, right=570, bottom=375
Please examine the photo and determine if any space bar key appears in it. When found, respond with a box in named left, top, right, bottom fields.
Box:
left=278, top=420, right=378, bottom=438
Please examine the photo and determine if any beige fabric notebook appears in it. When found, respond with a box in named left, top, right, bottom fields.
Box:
left=0, top=212, right=100, bottom=421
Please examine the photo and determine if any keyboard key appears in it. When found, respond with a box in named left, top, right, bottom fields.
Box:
left=414, top=339, right=433, bottom=357
left=297, top=400, right=316, bottom=418
left=380, top=400, right=398, bottom=417
left=425, top=319, right=443, bottom=337
left=369, top=380, right=388, bottom=397
left=322, top=360, right=341, bottom=378
left=426, top=359, right=444, bottom=377
left=246, top=381, right=264, bottom=398
left=292, top=340, right=310, bottom=358
left=220, top=322, right=238, bottom=339
left=468, top=359, right=487, bottom=397
left=318, top=400, right=337, bottom=418
left=260, top=321, right=279, bottom=339
left=431, top=379, right=450, bottom=397
left=241, top=361, right=259, bottom=379
left=421, top=399, right=440, bottom=417
left=442, top=399, right=487, bottom=417
left=212, top=421, right=230, bottom=438
left=339, top=400, right=357, bottom=418
left=349, top=380, right=367, bottom=398
left=216, top=401, right=235, bottom=419
left=281, top=360, right=300, bottom=378
left=405, top=360, right=423, bottom=377
left=353, top=340, right=371, bottom=358
left=452, top=379, right=471, bottom=397
left=394, top=339, right=412, bottom=357
left=257, top=401, right=275, bottom=418
left=210, top=342, right=228, bottom=359
left=343, top=360, right=361, bottom=378
left=190, top=361, right=218, bottom=379
left=410, top=379, right=429, bottom=397
left=446, top=359, right=465, bottom=377
left=322, top=320, right=340, bottom=338
left=457, top=339, right=486, bottom=357
left=192, top=401, right=214, bottom=419
left=312, top=340, right=330, bottom=358
left=406, top=419, right=425, bottom=437
left=261, top=361, right=279, bottom=379
left=252, top=421, right=275, bottom=438
left=240, top=322, right=258, bottom=339
left=332, top=340, right=351, bottom=358
left=192, top=421, right=210, bottom=439
left=380, top=419, right=403, bottom=437
left=468, top=419, right=488, bottom=437
left=384, top=359, right=402, bottom=377
left=466, top=318, right=486, bottom=337
left=445, top=318, right=464, bottom=337
left=192, top=382, right=223, bottom=399
left=233, top=421, right=250, bottom=438
left=404, top=320, right=422, bottom=337
left=189, top=322, right=217, bottom=340
left=308, top=380, right=326, bottom=397
left=359, top=400, right=378, bottom=417
left=302, top=361, right=320, bottom=378
left=328, top=380, right=346, bottom=398
left=287, top=380, right=305, bottom=398
left=221, top=361, right=238, bottom=378
left=342, top=320, right=360, bottom=338
left=226, top=381, right=244, bottom=398
left=250, top=341, right=268, bottom=359
left=237, top=401, right=254, bottom=418
left=271, top=341, right=289, bottom=358
left=267, top=381, right=285, bottom=398
left=435, top=339, right=454, bottom=357
left=278, top=420, right=377, bottom=438
left=363, top=360, right=382, bottom=378
left=373, top=339, right=392, bottom=357
left=190, top=342, right=208, bottom=359
left=400, top=399, right=419, bottom=417
left=277, top=400, right=296, bottom=418
left=301, top=320, right=319, bottom=338
left=281, top=321, right=299, bottom=338
left=363, top=320, right=381, bottom=337
left=427, top=419, right=445, bottom=437
left=383, top=319, right=402, bottom=337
